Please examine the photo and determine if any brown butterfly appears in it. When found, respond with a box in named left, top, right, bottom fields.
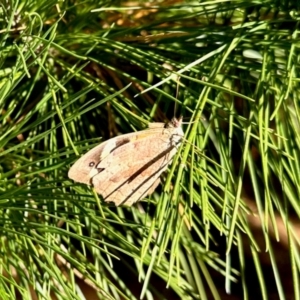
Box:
left=68, top=118, right=184, bottom=206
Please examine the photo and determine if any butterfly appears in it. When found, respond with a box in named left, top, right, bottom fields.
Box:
left=68, top=118, right=184, bottom=206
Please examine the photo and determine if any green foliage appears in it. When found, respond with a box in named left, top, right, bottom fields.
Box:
left=0, top=0, right=300, bottom=299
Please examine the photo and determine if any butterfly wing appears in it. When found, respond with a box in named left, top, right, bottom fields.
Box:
left=68, top=135, right=134, bottom=184
left=68, top=124, right=169, bottom=185
left=91, top=129, right=182, bottom=206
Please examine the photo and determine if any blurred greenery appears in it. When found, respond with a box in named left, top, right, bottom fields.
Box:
left=0, top=0, right=300, bottom=299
